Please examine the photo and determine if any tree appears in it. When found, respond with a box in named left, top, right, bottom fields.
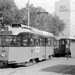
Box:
left=20, top=3, right=65, bottom=36
left=21, top=3, right=46, bottom=28
left=0, top=0, right=21, bottom=25
left=50, top=14, right=65, bottom=35
left=0, top=1, right=65, bottom=36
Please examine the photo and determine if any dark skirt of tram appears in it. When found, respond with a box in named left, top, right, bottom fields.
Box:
left=59, top=45, right=66, bottom=56
left=54, top=45, right=66, bottom=57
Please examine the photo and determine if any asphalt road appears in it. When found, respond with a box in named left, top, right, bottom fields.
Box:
left=0, top=57, right=75, bottom=75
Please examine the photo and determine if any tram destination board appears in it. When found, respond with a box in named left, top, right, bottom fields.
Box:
left=0, top=31, right=12, bottom=35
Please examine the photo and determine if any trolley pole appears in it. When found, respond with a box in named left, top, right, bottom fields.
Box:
left=28, top=0, right=30, bottom=27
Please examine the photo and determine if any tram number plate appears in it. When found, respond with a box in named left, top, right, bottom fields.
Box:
left=36, top=47, right=39, bottom=52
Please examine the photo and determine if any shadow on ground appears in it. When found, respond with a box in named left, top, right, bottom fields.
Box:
left=0, top=63, right=23, bottom=69
left=41, top=65, right=75, bottom=75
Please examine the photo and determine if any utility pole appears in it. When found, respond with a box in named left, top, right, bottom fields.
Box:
left=28, top=0, right=30, bottom=27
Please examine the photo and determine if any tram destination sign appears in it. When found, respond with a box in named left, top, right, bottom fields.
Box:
left=0, top=31, right=12, bottom=35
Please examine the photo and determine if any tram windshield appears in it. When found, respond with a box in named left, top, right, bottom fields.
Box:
left=0, top=35, right=21, bottom=46
left=0, top=35, right=13, bottom=46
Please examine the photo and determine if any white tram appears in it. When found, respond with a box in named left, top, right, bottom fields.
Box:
left=0, top=24, right=54, bottom=66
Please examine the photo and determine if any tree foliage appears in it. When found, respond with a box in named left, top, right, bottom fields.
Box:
left=0, top=1, right=65, bottom=36
left=50, top=14, right=65, bottom=35
left=0, top=0, right=22, bottom=25
left=21, top=4, right=65, bottom=35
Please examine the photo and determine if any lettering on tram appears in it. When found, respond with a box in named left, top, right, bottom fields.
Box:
left=36, top=47, right=39, bottom=52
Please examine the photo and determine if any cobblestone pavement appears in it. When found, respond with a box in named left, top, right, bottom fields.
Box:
left=0, top=57, right=75, bottom=75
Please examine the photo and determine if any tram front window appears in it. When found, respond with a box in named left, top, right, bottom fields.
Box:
left=1, top=35, right=13, bottom=46
left=1, top=35, right=21, bottom=46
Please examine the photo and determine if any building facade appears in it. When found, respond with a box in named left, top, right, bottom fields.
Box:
left=55, top=0, right=75, bottom=38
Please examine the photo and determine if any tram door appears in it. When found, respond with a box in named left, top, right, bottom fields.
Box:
left=45, top=38, right=54, bottom=59
left=59, top=39, right=66, bottom=56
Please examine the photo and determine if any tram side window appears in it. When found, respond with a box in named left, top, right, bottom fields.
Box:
left=57, top=41, right=59, bottom=46
left=35, top=38, right=40, bottom=46
left=66, top=40, right=70, bottom=45
left=22, top=35, right=28, bottom=46
left=16, top=36, right=21, bottom=46
left=54, top=40, right=59, bottom=46
left=50, top=39, right=54, bottom=46
left=43, top=38, right=46, bottom=46
left=39, top=38, right=44, bottom=46
left=0, top=36, right=1, bottom=45
left=11, top=36, right=21, bottom=46
left=29, top=34, right=34, bottom=46
left=47, top=38, right=51, bottom=46
left=54, top=40, right=57, bottom=46
left=60, top=40, right=65, bottom=45
left=30, top=38, right=34, bottom=46
left=11, top=36, right=17, bottom=46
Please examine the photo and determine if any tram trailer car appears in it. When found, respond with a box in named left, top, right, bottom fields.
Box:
left=54, top=37, right=71, bottom=57
left=0, top=24, right=54, bottom=66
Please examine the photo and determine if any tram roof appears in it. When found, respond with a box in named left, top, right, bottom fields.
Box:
left=21, top=24, right=54, bottom=37
left=8, top=26, right=33, bottom=35
left=69, top=36, right=75, bottom=40
left=55, top=36, right=66, bottom=40
left=0, top=24, right=54, bottom=37
left=55, top=36, right=75, bottom=40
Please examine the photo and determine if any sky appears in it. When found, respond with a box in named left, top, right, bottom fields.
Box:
left=14, top=0, right=59, bottom=13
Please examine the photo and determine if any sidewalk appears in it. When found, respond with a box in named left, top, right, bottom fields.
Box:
left=62, top=57, right=75, bottom=65
left=26, top=57, right=75, bottom=75
left=38, top=57, right=75, bottom=75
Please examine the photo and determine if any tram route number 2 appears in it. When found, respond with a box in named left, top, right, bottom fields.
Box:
left=36, top=47, right=39, bottom=52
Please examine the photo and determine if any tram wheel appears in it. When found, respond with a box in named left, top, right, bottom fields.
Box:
left=35, top=58, right=39, bottom=63
left=24, top=62, right=29, bottom=67
left=3, top=61, right=8, bottom=66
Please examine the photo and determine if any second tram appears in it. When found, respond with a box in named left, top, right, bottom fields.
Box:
left=54, top=37, right=71, bottom=57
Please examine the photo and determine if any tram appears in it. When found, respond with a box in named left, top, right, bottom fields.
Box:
left=53, top=37, right=71, bottom=57
left=0, top=24, right=54, bottom=66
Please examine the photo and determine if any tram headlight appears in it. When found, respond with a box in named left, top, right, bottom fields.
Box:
left=1, top=53, right=6, bottom=57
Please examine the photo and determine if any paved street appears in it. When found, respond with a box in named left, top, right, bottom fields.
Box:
left=0, top=57, right=75, bottom=75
